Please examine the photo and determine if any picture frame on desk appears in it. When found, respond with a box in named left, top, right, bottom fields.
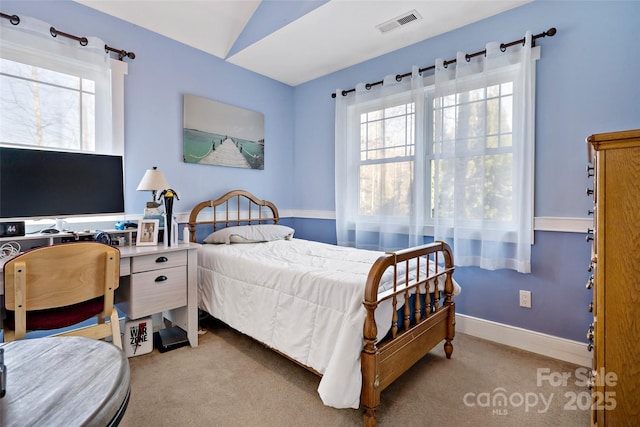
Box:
left=137, top=219, right=159, bottom=246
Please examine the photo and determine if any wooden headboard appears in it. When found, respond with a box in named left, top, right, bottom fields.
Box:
left=187, top=190, right=279, bottom=243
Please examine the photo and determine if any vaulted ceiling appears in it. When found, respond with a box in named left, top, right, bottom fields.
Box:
left=75, top=0, right=532, bottom=86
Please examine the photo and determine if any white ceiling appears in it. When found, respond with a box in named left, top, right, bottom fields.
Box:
left=75, top=0, right=532, bottom=86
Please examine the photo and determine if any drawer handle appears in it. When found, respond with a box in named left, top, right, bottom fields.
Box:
left=586, top=164, right=594, bottom=178
left=586, top=276, right=594, bottom=289
left=585, top=228, right=594, bottom=242
left=586, top=324, right=594, bottom=341
left=156, top=256, right=168, bottom=263
left=155, top=275, right=168, bottom=282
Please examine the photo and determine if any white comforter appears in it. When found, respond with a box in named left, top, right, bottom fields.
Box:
left=197, top=238, right=461, bottom=409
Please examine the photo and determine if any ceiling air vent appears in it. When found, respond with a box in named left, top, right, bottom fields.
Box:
left=376, top=10, right=422, bottom=34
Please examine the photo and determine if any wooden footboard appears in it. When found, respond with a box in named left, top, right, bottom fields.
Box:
left=361, top=242, right=456, bottom=426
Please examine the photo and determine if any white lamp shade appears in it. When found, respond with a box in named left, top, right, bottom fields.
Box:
left=136, top=167, right=169, bottom=192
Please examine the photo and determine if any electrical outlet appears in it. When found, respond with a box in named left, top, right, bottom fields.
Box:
left=519, top=290, right=532, bottom=308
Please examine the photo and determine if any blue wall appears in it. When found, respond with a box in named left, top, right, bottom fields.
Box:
left=4, top=1, right=639, bottom=343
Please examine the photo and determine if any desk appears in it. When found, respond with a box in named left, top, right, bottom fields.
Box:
left=1, top=241, right=199, bottom=348
left=0, top=336, right=130, bottom=426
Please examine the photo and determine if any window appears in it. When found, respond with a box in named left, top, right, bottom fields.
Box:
left=0, top=15, right=126, bottom=155
left=336, top=35, right=538, bottom=272
left=355, top=75, right=519, bottom=229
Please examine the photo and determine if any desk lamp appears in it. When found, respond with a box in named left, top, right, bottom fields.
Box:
left=136, top=167, right=169, bottom=209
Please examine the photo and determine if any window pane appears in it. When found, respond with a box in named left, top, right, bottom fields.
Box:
left=442, top=106, right=456, bottom=140
left=487, top=98, right=500, bottom=135
left=457, top=154, right=514, bottom=221
left=39, top=84, right=81, bottom=149
left=484, top=153, right=513, bottom=221
left=466, top=87, right=485, bottom=102
left=0, top=57, right=96, bottom=151
left=443, top=94, right=456, bottom=107
left=433, top=158, right=455, bottom=218
left=487, top=84, right=500, bottom=98
left=433, top=153, right=513, bottom=222
left=461, top=155, right=485, bottom=221
left=461, top=100, right=486, bottom=140
left=385, top=104, right=406, bottom=117
left=0, top=75, right=34, bottom=144
left=386, top=116, right=408, bottom=146
left=367, top=121, right=383, bottom=149
left=360, top=161, right=413, bottom=216
left=0, top=59, right=79, bottom=89
left=367, top=110, right=382, bottom=122
left=360, top=102, right=415, bottom=161
left=501, top=95, right=513, bottom=133
left=82, top=92, right=96, bottom=151
left=486, top=135, right=499, bottom=149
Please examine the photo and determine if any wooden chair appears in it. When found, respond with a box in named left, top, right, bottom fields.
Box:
left=2, top=242, right=122, bottom=349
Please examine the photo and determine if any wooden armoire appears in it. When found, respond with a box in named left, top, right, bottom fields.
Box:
left=586, top=129, right=640, bottom=425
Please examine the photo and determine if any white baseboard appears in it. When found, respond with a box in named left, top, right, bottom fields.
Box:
left=456, top=314, right=592, bottom=367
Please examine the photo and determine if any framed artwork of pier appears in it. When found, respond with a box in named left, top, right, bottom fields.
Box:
left=183, top=94, right=265, bottom=170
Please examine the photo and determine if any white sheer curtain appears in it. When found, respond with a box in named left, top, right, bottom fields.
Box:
left=335, top=67, right=426, bottom=251
left=432, top=32, right=537, bottom=273
left=0, top=14, right=123, bottom=155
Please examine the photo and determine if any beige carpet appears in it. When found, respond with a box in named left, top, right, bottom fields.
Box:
left=120, top=317, right=590, bottom=426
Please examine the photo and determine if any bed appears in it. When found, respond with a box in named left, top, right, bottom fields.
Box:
left=188, top=190, right=460, bottom=426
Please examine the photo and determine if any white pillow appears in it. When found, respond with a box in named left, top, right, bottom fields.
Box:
left=203, top=224, right=294, bottom=244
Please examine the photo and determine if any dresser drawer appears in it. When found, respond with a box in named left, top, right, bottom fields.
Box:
left=118, top=265, right=187, bottom=319
left=132, top=251, right=187, bottom=273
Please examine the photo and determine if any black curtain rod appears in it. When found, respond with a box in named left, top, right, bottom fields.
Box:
left=1, top=12, right=135, bottom=61
left=331, top=27, right=556, bottom=98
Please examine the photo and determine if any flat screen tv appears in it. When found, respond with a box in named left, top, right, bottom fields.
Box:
left=0, top=147, right=125, bottom=221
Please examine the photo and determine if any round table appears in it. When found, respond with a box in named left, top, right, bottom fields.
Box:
left=0, top=336, right=130, bottom=427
